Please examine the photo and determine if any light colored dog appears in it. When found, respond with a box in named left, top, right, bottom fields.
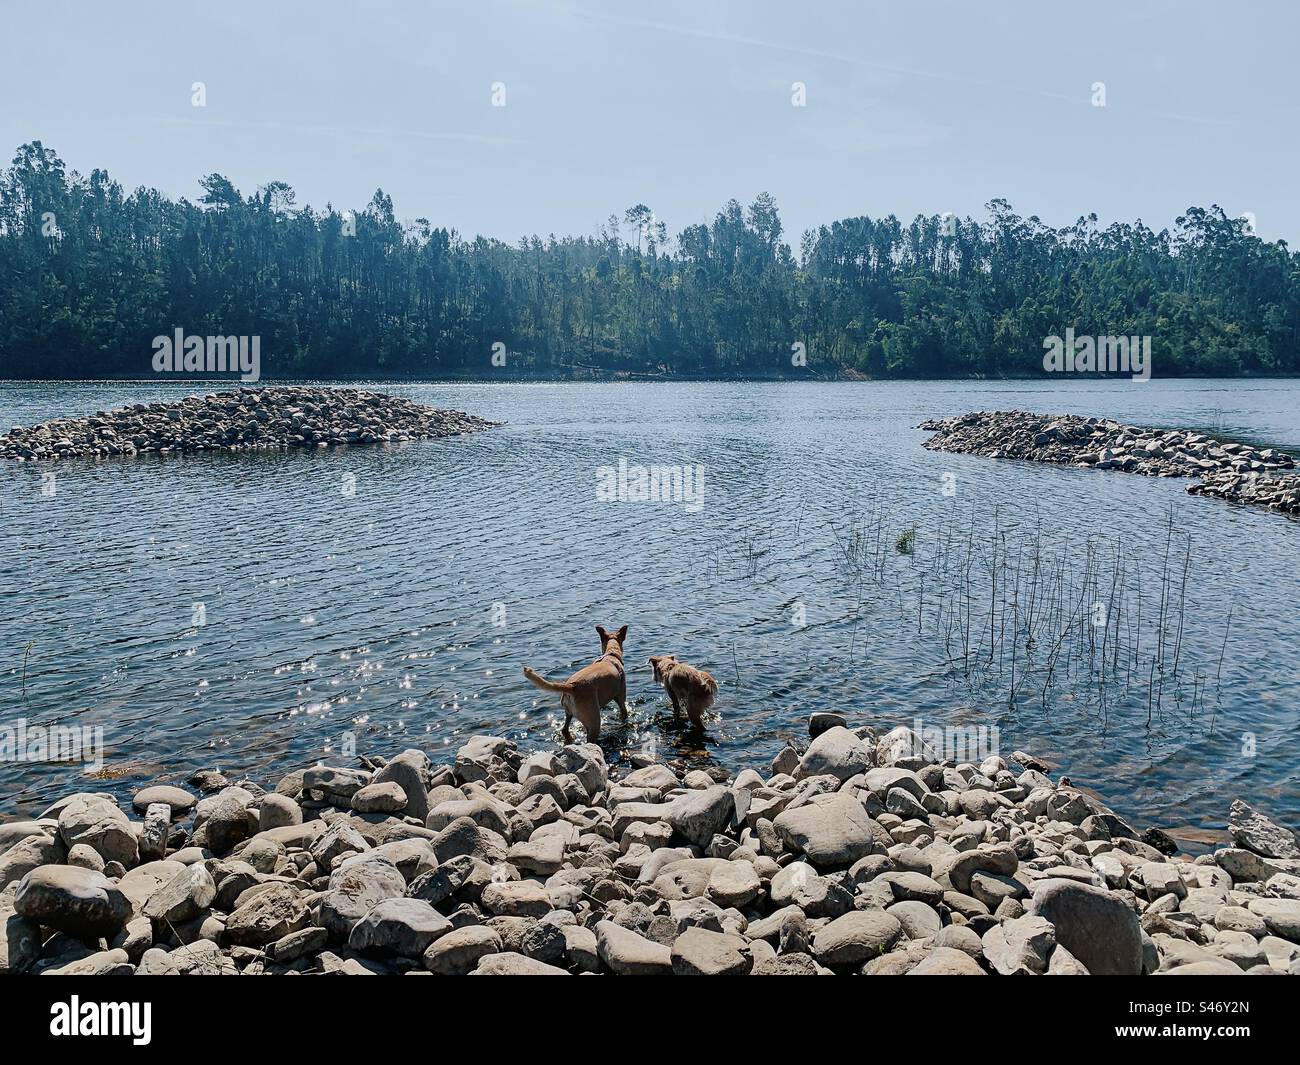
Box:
left=647, top=654, right=718, bottom=727
left=524, top=625, right=628, bottom=743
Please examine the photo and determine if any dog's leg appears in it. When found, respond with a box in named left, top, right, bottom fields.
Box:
left=560, top=695, right=575, bottom=745
left=667, top=685, right=683, bottom=718
left=575, top=696, right=600, bottom=743
left=617, top=675, right=628, bottom=719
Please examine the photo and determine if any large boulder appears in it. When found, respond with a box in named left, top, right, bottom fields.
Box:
left=1230, top=800, right=1300, bottom=860
left=812, top=910, right=903, bottom=966
left=595, top=920, right=673, bottom=974
left=14, top=865, right=132, bottom=939
left=57, top=795, right=138, bottom=867
left=1030, top=879, right=1142, bottom=975
left=0, top=833, right=63, bottom=890
left=481, top=880, right=553, bottom=918
left=426, top=796, right=512, bottom=837
left=408, top=854, right=480, bottom=907
left=225, top=882, right=310, bottom=946
left=142, top=864, right=216, bottom=923
left=798, top=727, right=873, bottom=782
left=888, top=900, right=942, bottom=940
left=197, top=791, right=256, bottom=855
left=431, top=817, right=508, bottom=865
left=981, top=914, right=1055, bottom=975
left=342, top=839, right=437, bottom=884
left=118, top=860, right=186, bottom=913
left=454, top=737, right=515, bottom=784
left=317, top=858, right=407, bottom=940
left=351, top=782, right=407, bottom=814
left=935, top=842, right=1018, bottom=895
left=769, top=863, right=853, bottom=917
left=301, top=765, right=370, bottom=805
left=671, top=927, right=753, bottom=975
left=555, top=744, right=607, bottom=798
left=773, top=793, right=884, bottom=868
left=257, top=794, right=302, bottom=831
left=1247, top=898, right=1300, bottom=942
left=131, top=785, right=196, bottom=816
left=706, top=860, right=762, bottom=908
left=508, top=835, right=565, bottom=876
left=0, top=820, right=59, bottom=856
left=665, top=786, right=734, bottom=847
left=309, top=819, right=370, bottom=872
left=863, top=767, right=927, bottom=800
left=348, top=898, right=451, bottom=958
left=372, top=749, right=431, bottom=822
left=651, top=858, right=728, bottom=902
left=424, top=925, right=503, bottom=974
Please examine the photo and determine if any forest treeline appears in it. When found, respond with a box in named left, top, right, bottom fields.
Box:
left=1, top=141, right=1297, bottom=380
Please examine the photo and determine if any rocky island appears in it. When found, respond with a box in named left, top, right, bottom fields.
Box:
left=3, top=718, right=1297, bottom=976
left=0, top=386, right=500, bottom=461
left=920, top=410, right=1300, bottom=515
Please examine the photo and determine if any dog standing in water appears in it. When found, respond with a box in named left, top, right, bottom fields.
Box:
left=523, top=625, right=628, bottom=743
left=647, top=654, right=718, bottom=727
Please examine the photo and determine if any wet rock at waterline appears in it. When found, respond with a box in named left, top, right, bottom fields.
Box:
left=3, top=723, right=1298, bottom=975
left=0, top=386, right=500, bottom=461
left=920, top=410, right=1300, bottom=515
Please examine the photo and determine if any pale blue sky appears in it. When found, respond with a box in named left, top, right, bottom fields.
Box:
left=2, top=0, right=1295, bottom=245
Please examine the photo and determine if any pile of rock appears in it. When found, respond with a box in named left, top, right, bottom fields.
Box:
left=3, top=722, right=1298, bottom=976
left=920, top=410, right=1300, bottom=515
left=1189, top=469, right=1300, bottom=510
left=0, top=387, right=499, bottom=460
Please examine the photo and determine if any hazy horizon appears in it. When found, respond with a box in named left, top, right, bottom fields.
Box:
left=2, top=0, right=1296, bottom=246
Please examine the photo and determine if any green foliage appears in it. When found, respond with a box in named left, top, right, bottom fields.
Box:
left=1, top=144, right=1297, bottom=379
left=895, top=527, right=916, bottom=555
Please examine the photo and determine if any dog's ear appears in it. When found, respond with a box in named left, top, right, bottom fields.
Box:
left=615, top=625, right=628, bottom=643
left=595, top=624, right=608, bottom=641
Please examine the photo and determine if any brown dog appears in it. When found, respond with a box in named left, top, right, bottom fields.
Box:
left=524, top=625, right=628, bottom=743
left=648, top=655, right=718, bottom=727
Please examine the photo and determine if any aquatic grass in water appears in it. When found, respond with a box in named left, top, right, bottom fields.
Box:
left=727, top=496, right=1227, bottom=739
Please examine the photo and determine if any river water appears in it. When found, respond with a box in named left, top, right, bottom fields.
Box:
left=1, top=378, right=1298, bottom=842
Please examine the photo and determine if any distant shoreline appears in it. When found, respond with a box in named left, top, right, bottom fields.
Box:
left=6, top=372, right=1300, bottom=386
left=921, top=409, right=1300, bottom=516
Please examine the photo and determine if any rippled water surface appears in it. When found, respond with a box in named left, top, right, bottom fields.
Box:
left=2, top=378, right=1298, bottom=839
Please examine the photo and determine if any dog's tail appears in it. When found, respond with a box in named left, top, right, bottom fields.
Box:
left=523, top=665, right=574, bottom=694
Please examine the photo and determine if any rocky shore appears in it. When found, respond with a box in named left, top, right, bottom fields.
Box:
left=3, top=719, right=1298, bottom=976
left=920, top=410, right=1300, bottom=515
left=0, top=386, right=499, bottom=460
